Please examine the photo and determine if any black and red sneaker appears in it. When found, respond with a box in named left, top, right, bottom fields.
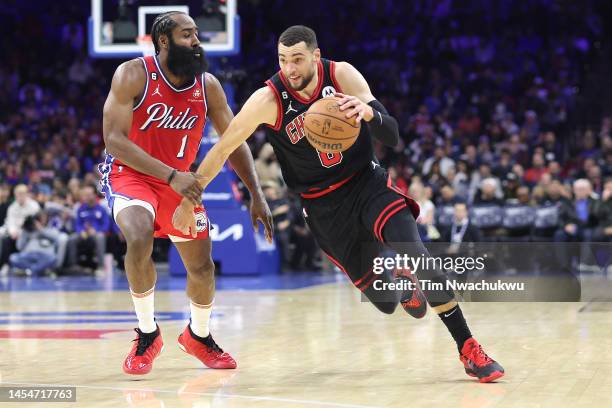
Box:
left=395, top=268, right=427, bottom=319
left=123, top=326, right=164, bottom=375
left=460, top=338, right=504, bottom=383
left=178, top=325, right=237, bottom=369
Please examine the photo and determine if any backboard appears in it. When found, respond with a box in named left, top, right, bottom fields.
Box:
left=89, top=0, right=239, bottom=58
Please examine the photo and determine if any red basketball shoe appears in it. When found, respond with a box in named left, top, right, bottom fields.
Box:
left=460, top=338, right=505, bottom=383
left=178, top=325, right=237, bottom=369
left=395, top=268, right=427, bottom=318
left=123, top=326, right=164, bottom=375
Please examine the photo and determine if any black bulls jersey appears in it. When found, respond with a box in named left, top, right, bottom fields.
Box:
left=264, top=59, right=375, bottom=193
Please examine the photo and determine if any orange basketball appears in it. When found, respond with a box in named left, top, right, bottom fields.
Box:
left=303, top=96, right=361, bottom=153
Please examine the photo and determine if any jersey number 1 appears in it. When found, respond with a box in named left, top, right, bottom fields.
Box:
left=177, top=135, right=188, bottom=158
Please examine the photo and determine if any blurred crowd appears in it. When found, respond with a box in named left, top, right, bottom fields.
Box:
left=0, top=0, right=610, bottom=275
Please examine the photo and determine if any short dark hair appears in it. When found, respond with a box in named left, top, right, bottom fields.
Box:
left=151, top=11, right=186, bottom=55
left=278, top=25, right=318, bottom=50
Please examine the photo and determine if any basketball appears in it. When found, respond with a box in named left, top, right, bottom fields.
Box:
left=304, top=96, right=361, bottom=153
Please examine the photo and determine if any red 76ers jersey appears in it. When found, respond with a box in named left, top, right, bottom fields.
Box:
left=110, top=55, right=207, bottom=181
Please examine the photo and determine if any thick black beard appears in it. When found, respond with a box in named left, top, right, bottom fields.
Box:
left=290, top=66, right=316, bottom=91
left=166, top=37, right=209, bottom=80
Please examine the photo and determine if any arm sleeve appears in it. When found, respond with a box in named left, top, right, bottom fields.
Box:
left=366, top=100, right=399, bottom=147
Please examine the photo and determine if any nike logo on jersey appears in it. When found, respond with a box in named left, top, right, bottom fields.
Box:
left=152, top=84, right=162, bottom=97
left=286, top=101, right=298, bottom=114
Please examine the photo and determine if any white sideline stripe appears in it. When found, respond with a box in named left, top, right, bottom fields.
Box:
left=1, top=381, right=381, bottom=408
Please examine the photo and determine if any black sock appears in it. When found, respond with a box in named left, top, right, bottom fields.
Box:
left=438, top=305, right=472, bottom=352
left=187, top=321, right=212, bottom=343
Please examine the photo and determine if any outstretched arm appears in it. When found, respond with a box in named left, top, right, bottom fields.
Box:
left=204, top=74, right=273, bottom=240
left=102, top=59, right=204, bottom=205
left=333, top=61, right=399, bottom=147
left=173, top=86, right=278, bottom=238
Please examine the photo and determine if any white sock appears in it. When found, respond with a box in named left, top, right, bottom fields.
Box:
left=131, top=286, right=156, bottom=333
left=189, top=299, right=213, bottom=338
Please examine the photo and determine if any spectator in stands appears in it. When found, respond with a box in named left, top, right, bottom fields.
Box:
left=0, top=185, right=10, bottom=226
left=594, top=178, right=612, bottom=242
left=447, top=164, right=469, bottom=201
left=468, top=163, right=499, bottom=204
left=602, top=150, right=612, bottom=177
left=422, top=146, right=455, bottom=178
left=493, top=149, right=513, bottom=179
left=506, top=134, right=529, bottom=167
left=254, top=143, right=284, bottom=191
left=554, top=179, right=600, bottom=269
left=0, top=184, right=41, bottom=270
left=502, top=172, right=521, bottom=201
left=68, top=185, right=109, bottom=273
left=442, top=202, right=482, bottom=246
left=524, top=153, right=549, bottom=185
left=436, top=184, right=460, bottom=206
left=474, top=178, right=504, bottom=206
left=540, top=131, right=563, bottom=163
left=515, top=186, right=533, bottom=206
left=587, top=165, right=603, bottom=194
left=8, top=210, right=68, bottom=276
left=410, top=181, right=438, bottom=241
left=261, top=182, right=291, bottom=266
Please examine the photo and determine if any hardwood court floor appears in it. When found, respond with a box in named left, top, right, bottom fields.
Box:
left=0, top=278, right=610, bottom=407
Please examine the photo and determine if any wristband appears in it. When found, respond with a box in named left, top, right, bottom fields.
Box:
left=167, top=169, right=177, bottom=184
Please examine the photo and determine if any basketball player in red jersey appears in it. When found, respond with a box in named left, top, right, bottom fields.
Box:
left=174, top=26, right=504, bottom=383
left=100, top=11, right=273, bottom=375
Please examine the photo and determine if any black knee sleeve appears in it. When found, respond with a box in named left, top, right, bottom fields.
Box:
left=381, top=209, right=456, bottom=307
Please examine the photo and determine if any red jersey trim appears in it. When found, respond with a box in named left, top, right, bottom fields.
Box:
left=329, top=61, right=344, bottom=93
left=132, top=57, right=149, bottom=111
left=152, top=56, right=197, bottom=92
left=265, top=80, right=283, bottom=131
left=300, top=172, right=355, bottom=199
left=278, top=60, right=324, bottom=105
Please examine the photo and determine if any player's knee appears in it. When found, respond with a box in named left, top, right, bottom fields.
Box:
left=124, top=228, right=154, bottom=254
left=120, top=216, right=153, bottom=253
left=187, top=257, right=215, bottom=280
left=381, top=209, right=420, bottom=244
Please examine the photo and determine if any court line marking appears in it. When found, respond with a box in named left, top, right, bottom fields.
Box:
left=1, top=381, right=382, bottom=408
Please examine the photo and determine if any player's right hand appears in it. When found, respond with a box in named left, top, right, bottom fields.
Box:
left=173, top=200, right=197, bottom=238
left=170, top=172, right=207, bottom=206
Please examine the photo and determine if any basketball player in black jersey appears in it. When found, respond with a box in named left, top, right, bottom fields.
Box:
left=174, top=25, right=504, bottom=382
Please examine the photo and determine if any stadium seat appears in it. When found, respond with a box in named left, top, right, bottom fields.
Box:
left=502, top=205, right=536, bottom=230
left=435, top=205, right=455, bottom=228
left=469, top=205, right=503, bottom=229
left=532, top=205, right=560, bottom=241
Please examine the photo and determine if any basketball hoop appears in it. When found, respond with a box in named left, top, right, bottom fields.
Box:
left=136, top=34, right=155, bottom=57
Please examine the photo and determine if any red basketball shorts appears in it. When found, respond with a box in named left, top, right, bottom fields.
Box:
left=101, top=170, right=209, bottom=242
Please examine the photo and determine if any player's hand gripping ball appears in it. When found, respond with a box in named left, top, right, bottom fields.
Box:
left=304, top=96, right=361, bottom=154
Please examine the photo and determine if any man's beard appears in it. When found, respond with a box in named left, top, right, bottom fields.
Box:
left=289, top=67, right=315, bottom=91
left=166, top=37, right=209, bottom=79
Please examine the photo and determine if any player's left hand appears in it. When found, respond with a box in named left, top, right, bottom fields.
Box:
left=173, top=200, right=197, bottom=238
left=336, top=92, right=373, bottom=123
left=250, top=194, right=274, bottom=243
